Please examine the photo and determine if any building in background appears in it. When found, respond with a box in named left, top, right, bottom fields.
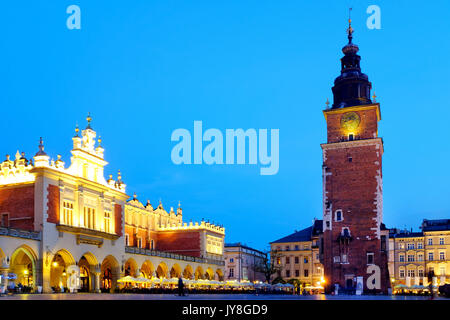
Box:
left=269, top=217, right=450, bottom=292
left=269, top=220, right=324, bottom=288
left=388, top=219, right=450, bottom=289
left=224, top=243, right=266, bottom=283
left=0, top=115, right=225, bottom=293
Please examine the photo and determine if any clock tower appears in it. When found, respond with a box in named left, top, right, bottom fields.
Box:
left=320, top=19, right=389, bottom=294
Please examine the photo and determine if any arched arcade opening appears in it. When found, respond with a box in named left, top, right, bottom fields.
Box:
left=9, top=245, right=37, bottom=289
left=78, top=252, right=99, bottom=293
left=101, top=255, right=120, bottom=292
left=50, top=249, right=75, bottom=292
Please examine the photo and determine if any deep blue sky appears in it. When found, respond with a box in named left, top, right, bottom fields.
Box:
left=1, top=1, right=449, bottom=251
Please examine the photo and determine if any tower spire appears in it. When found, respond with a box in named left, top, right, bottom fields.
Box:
left=347, top=8, right=353, bottom=43
left=330, top=12, right=372, bottom=109
left=86, top=112, right=92, bottom=129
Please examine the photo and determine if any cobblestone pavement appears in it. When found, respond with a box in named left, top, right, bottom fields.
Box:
left=0, top=293, right=445, bottom=300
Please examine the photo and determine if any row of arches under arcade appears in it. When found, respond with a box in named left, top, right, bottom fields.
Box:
left=123, top=258, right=224, bottom=282
left=0, top=246, right=224, bottom=292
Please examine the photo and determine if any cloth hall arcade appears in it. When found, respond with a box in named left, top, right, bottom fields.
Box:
left=0, top=116, right=225, bottom=293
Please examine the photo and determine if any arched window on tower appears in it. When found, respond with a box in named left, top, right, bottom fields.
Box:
left=335, top=210, right=343, bottom=222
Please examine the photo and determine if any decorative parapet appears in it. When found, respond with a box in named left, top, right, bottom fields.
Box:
left=125, top=246, right=225, bottom=266
left=0, top=227, right=41, bottom=241
left=158, top=220, right=225, bottom=235
left=0, top=152, right=35, bottom=185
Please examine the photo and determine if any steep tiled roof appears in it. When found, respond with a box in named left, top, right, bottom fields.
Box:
left=391, top=232, right=423, bottom=239
left=270, top=226, right=313, bottom=244
left=422, top=219, right=450, bottom=232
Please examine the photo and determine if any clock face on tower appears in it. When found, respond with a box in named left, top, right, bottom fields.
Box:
left=340, top=112, right=361, bottom=132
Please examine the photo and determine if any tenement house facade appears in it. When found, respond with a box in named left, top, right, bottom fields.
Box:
left=270, top=220, right=324, bottom=287
left=224, top=243, right=266, bottom=283
left=0, top=116, right=225, bottom=293
left=388, top=219, right=450, bottom=288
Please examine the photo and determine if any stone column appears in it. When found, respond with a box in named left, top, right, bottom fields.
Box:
left=1, top=267, right=8, bottom=292
left=91, top=264, right=101, bottom=293
left=111, top=266, right=120, bottom=293
left=38, top=257, right=52, bottom=294
left=34, top=258, right=44, bottom=293
left=94, top=272, right=101, bottom=293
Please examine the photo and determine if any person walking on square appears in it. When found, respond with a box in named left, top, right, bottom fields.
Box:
left=428, top=270, right=435, bottom=300
left=178, top=276, right=185, bottom=296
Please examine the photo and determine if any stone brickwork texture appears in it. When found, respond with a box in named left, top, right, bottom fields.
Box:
left=115, top=204, right=123, bottom=237
left=0, top=184, right=35, bottom=230
left=47, top=184, right=59, bottom=224
left=156, top=230, right=201, bottom=257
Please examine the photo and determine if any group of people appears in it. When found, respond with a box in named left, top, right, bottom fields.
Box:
left=1, top=282, right=32, bottom=295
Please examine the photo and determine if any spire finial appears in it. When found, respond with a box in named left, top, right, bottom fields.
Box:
left=325, top=98, right=330, bottom=108
left=372, top=91, right=377, bottom=102
left=347, top=8, right=354, bottom=43
left=75, top=122, right=80, bottom=136
left=38, top=137, right=45, bottom=153
left=98, top=135, right=102, bottom=147
left=86, top=112, right=92, bottom=129
left=35, top=137, right=47, bottom=156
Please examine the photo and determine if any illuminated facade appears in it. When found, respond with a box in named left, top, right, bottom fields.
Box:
left=270, top=220, right=324, bottom=287
left=0, top=116, right=225, bottom=293
left=388, top=219, right=450, bottom=288
left=224, top=243, right=267, bottom=282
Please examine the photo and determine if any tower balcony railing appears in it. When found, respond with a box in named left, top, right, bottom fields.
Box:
left=0, top=227, right=41, bottom=241
left=125, top=246, right=225, bottom=266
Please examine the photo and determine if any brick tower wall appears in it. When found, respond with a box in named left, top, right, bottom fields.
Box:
left=322, top=105, right=388, bottom=293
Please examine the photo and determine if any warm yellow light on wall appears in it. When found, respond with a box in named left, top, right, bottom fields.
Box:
left=23, top=270, right=28, bottom=275
left=345, top=132, right=356, bottom=141
left=52, top=261, right=58, bottom=268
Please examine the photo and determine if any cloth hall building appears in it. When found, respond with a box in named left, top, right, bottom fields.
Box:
left=0, top=116, right=225, bottom=293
